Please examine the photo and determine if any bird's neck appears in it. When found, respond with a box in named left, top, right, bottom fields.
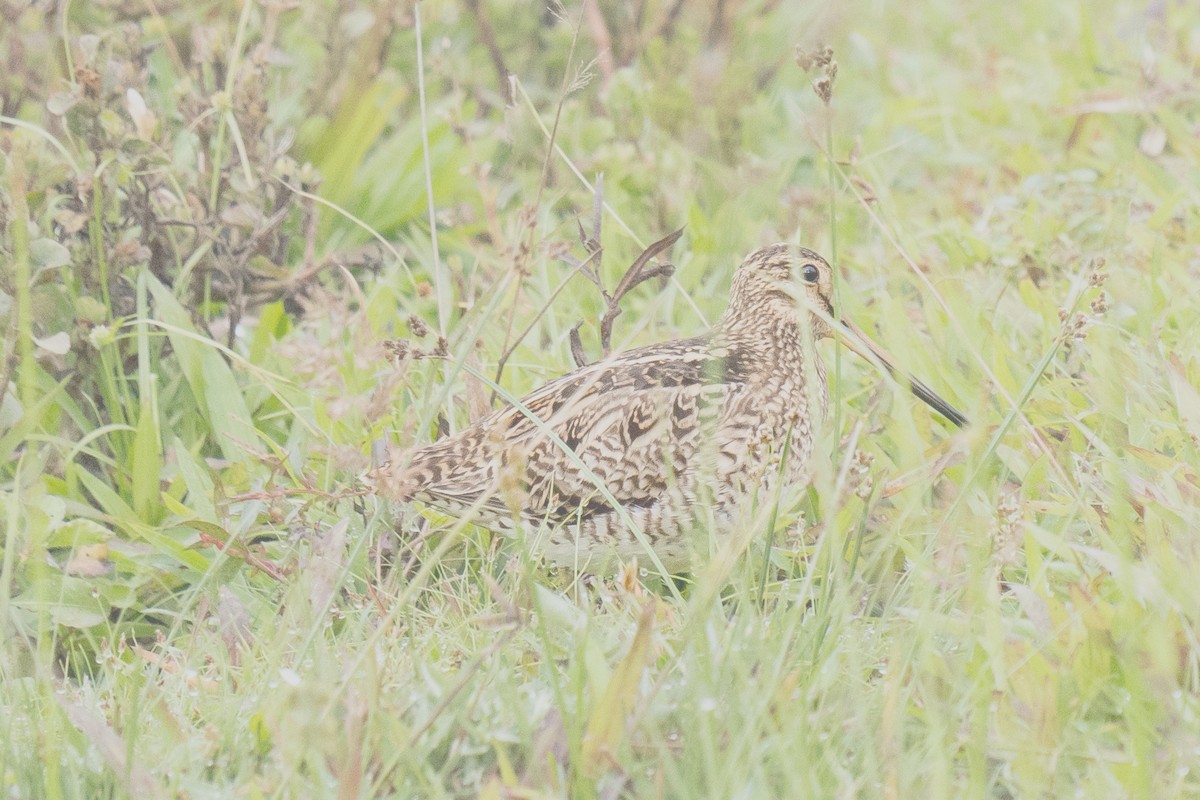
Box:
left=717, top=306, right=821, bottom=372
left=719, top=298, right=803, bottom=343
left=714, top=308, right=829, bottom=423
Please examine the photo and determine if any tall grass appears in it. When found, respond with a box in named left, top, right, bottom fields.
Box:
left=2, top=1, right=1199, bottom=797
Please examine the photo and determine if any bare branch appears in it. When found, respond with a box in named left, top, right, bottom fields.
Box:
left=569, top=324, right=589, bottom=368
left=582, top=226, right=684, bottom=359
left=607, top=226, right=683, bottom=305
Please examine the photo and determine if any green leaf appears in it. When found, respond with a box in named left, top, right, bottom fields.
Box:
left=131, top=395, right=163, bottom=523
left=29, top=238, right=70, bottom=270
left=145, top=273, right=255, bottom=462
left=13, top=576, right=108, bottom=630
left=46, top=518, right=112, bottom=549
left=172, top=436, right=217, bottom=521
left=581, top=600, right=657, bottom=776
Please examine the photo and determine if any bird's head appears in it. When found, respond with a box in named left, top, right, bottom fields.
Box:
left=726, top=243, right=836, bottom=338
left=724, top=243, right=967, bottom=428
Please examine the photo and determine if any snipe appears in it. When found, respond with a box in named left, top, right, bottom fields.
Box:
left=371, top=244, right=966, bottom=569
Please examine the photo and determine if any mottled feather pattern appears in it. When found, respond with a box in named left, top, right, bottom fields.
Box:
left=372, top=244, right=884, bottom=569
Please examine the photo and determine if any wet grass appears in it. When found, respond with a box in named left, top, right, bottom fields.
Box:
left=2, top=1, right=1199, bottom=797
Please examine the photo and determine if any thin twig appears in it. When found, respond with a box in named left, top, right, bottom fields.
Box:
left=490, top=246, right=603, bottom=382
left=414, top=3, right=448, bottom=337
left=491, top=4, right=589, bottom=396
left=569, top=323, right=590, bottom=368
left=511, top=79, right=709, bottom=327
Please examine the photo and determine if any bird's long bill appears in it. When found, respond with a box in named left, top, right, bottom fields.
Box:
left=839, top=318, right=968, bottom=428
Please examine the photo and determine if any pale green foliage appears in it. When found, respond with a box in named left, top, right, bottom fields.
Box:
left=2, top=1, right=1199, bottom=798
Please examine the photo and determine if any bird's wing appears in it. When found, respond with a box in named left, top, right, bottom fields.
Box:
left=389, top=337, right=753, bottom=522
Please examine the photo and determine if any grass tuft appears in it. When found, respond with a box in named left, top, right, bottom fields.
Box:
left=2, top=1, right=1200, bottom=797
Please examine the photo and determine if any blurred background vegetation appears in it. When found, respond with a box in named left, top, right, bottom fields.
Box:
left=2, top=0, right=1200, bottom=797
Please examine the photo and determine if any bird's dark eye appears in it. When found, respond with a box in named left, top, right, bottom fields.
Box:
left=801, top=264, right=820, bottom=284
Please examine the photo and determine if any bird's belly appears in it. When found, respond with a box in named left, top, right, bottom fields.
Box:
left=536, top=500, right=714, bottom=572
left=529, top=410, right=817, bottom=570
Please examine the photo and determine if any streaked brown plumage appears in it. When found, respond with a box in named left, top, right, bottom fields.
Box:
left=371, top=244, right=965, bottom=570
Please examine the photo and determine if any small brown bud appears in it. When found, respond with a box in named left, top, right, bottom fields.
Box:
left=1071, top=312, right=1089, bottom=340
left=813, top=75, right=833, bottom=105
left=407, top=314, right=430, bottom=338
left=795, top=46, right=817, bottom=71
left=796, top=45, right=833, bottom=72
left=384, top=339, right=412, bottom=362
left=76, top=67, right=102, bottom=99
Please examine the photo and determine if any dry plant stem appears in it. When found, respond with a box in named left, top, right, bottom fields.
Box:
left=571, top=170, right=607, bottom=288
left=822, top=79, right=844, bottom=471
left=490, top=175, right=604, bottom=386
left=562, top=180, right=682, bottom=365
left=226, top=487, right=369, bottom=503
left=579, top=227, right=683, bottom=364
left=196, top=532, right=288, bottom=582
left=490, top=247, right=603, bottom=384
left=413, top=2, right=448, bottom=337
left=491, top=5, right=588, bottom=390
left=568, top=324, right=590, bottom=368
left=796, top=45, right=843, bottom=451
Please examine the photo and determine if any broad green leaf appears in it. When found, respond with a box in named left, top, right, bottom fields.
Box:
left=145, top=273, right=255, bottom=462
left=131, top=395, right=163, bottom=524
left=172, top=436, right=217, bottom=521
left=581, top=600, right=656, bottom=776
left=12, top=576, right=108, bottom=629
left=46, top=518, right=112, bottom=549
left=29, top=238, right=69, bottom=271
